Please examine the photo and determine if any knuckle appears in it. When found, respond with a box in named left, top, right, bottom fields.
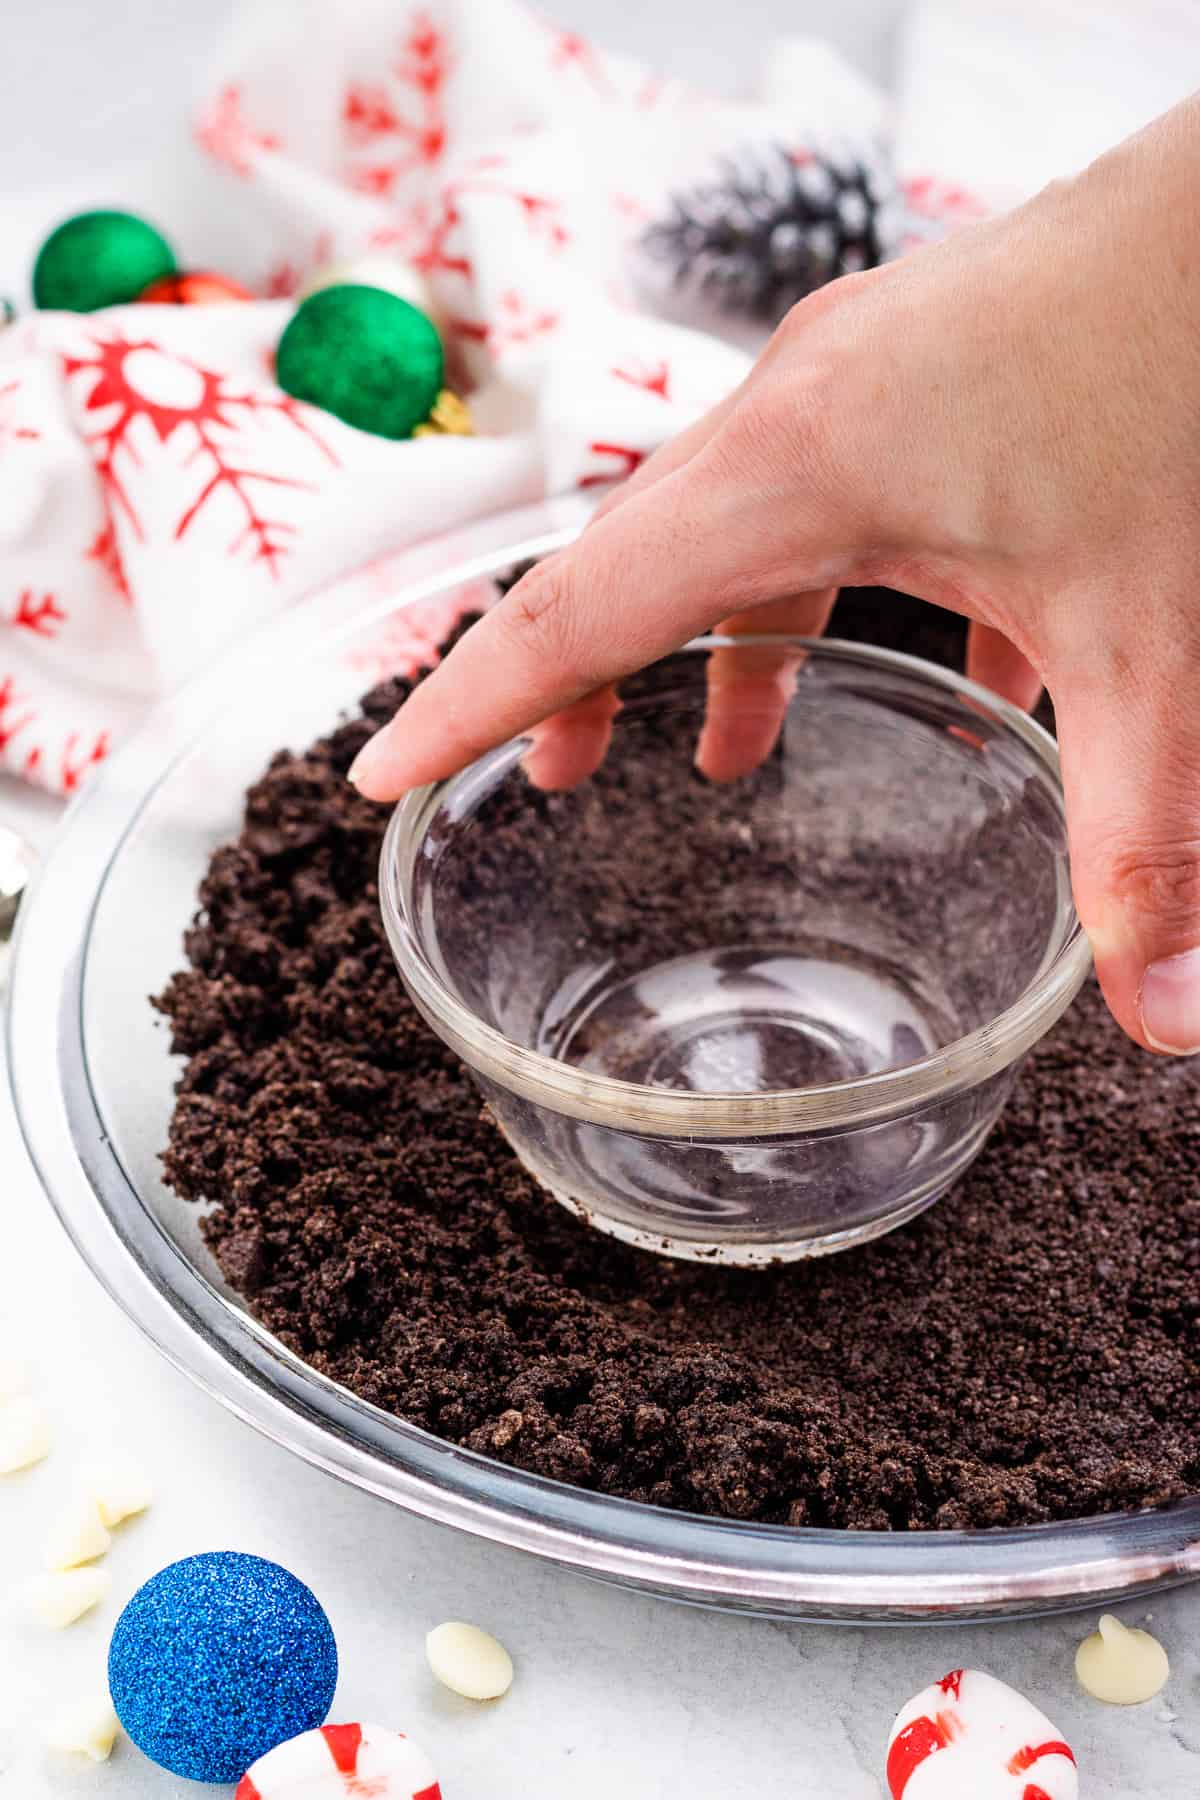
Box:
left=495, top=557, right=613, bottom=695
left=499, top=560, right=578, bottom=668
left=719, top=363, right=845, bottom=507
left=1108, top=842, right=1200, bottom=928
left=712, top=398, right=777, bottom=475
left=774, top=270, right=869, bottom=343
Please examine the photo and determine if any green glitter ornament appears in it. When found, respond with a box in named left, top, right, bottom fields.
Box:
left=33, top=211, right=176, bottom=313
left=275, top=284, right=444, bottom=440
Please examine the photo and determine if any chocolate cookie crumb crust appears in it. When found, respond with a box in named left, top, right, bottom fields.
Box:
left=155, top=593, right=1200, bottom=1531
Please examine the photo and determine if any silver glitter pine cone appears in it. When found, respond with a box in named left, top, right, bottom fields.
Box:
left=643, top=142, right=894, bottom=325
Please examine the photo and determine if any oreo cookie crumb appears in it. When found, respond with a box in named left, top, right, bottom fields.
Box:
left=155, top=592, right=1200, bottom=1529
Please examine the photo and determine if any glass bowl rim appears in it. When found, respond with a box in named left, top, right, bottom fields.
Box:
left=11, top=492, right=1191, bottom=1622
left=381, top=633, right=1093, bottom=1138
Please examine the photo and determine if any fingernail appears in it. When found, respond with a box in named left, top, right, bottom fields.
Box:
left=1139, top=947, right=1200, bottom=1054
left=347, top=727, right=392, bottom=796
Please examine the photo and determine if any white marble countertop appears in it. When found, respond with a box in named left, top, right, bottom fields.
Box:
left=2, top=776, right=1199, bottom=1800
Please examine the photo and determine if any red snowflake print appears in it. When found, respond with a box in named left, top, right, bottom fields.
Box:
left=450, top=290, right=559, bottom=354
left=196, top=84, right=281, bottom=178
left=263, top=260, right=301, bottom=300
left=613, top=192, right=652, bottom=225
left=0, top=676, right=35, bottom=754
left=0, top=708, right=110, bottom=791
left=407, top=156, right=569, bottom=286
left=612, top=359, right=671, bottom=401
left=261, top=230, right=333, bottom=300
left=466, top=160, right=567, bottom=253
left=514, top=190, right=569, bottom=249
left=60, top=728, right=109, bottom=793
left=542, top=23, right=614, bottom=96
left=405, top=194, right=471, bottom=279
left=0, top=378, right=40, bottom=453
left=343, top=12, right=451, bottom=197
left=10, top=590, right=67, bottom=638
left=578, top=442, right=646, bottom=488
left=365, top=207, right=448, bottom=270
left=63, top=333, right=338, bottom=576
left=345, top=85, right=404, bottom=141
left=349, top=163, right=409, bottom=199
left=86, top=521, right=131, bottom=603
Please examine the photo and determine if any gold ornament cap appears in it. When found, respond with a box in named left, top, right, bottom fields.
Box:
left=414, top=390, right=473, bottom=437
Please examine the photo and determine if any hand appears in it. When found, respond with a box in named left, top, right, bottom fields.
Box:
left=351, top=97, right=1200, bottom=1057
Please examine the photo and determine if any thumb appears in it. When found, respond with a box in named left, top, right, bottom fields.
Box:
left=1057, top=673, right=1200, bottom=1055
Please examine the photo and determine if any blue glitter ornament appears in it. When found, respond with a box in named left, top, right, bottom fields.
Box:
left=108, top=1552, right=338, bottom=1784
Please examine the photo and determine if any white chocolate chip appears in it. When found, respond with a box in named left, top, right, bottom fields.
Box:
left=85, top=1459, right=153, bottom=1529
left=25, top=1567, right=112, bottom=1628
left=426, top=1620, right=514, bottom=1700
left=0, top=1396, right=51, bottom=1473
left=0, top=1355, right=29, bottom=1400
left=44, top=1692, right=120, bottom=1762
left=43, top=1496, right=111, bottom=1570
left=1076, top=1613, right=1169, bottom=1705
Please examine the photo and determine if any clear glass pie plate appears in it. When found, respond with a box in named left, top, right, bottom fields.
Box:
left=9, top=494, right=1200, bottom=1622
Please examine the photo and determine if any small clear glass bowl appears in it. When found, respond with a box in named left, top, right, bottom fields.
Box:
left=381, top=636, right=1092, bottom=1264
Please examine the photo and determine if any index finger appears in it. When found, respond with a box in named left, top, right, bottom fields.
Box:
left=348, top=444, right=849, bottom=800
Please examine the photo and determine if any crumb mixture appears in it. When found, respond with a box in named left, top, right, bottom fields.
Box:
left=155, top=592, right=1200, bottom=1529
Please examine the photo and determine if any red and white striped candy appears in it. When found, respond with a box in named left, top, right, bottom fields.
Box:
left=236, top=1722, right=440, bottom=1800
left=887, top=1669, right=1077, bottom=1800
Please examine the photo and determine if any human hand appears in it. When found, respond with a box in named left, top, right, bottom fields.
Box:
left=351, top=98, right=1200, bottom=1056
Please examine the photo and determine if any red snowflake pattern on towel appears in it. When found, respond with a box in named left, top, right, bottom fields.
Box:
left=86, top=522, right=131, bottom=603
left=612, top=358, right=670, bottom=400
left=343, top=12, right=452, bottom=198
left=541, top=22, right=615, bottom=95
left=262, top=231, right=334, bottom=300
left=10, top=590, right=67, bottom=638
left=196, top=83, right=282, bottom=178
left=0, top=674, right=114, bottom=791
left=450, top=289, right=559, bottom=352
left=0, top=675, right=35, bottom=754
left=578, top=441, right=646, bottom=487
left=59, top=729, right=109, bottom=792
left=63, top=333, right=338, bottom=575
left=0, top=378, right=40, bottom=453
left=381, top=154, right=570, bottom=290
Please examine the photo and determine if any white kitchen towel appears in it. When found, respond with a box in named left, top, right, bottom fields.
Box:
left=1, top=0, right=1196, bottom=792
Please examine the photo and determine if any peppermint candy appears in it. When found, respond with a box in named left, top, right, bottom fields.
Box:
left=887, top=1669, right=1077, bottom=1800
left=236, top=1722, right=440, bottom=1800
